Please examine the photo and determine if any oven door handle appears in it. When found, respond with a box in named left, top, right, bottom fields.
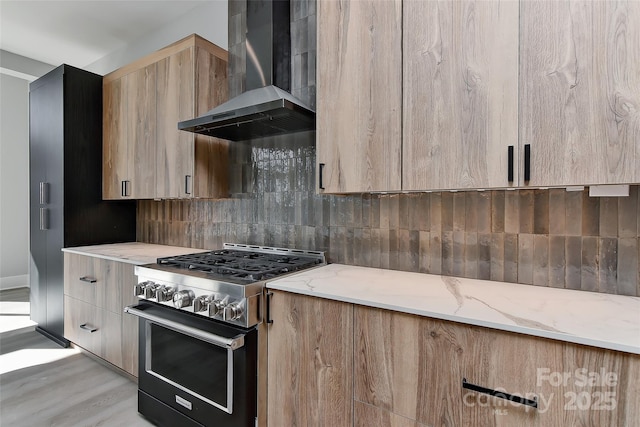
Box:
left=124, top=305, right=245, bottom=350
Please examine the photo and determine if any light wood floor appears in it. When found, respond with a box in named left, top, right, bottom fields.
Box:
left=0, top=331, right=154, bottom=427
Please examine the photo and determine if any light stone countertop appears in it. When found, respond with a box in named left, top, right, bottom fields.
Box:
left=62, top=242, right=207, bottom=265
left=266, top=263, right=640, bottom=355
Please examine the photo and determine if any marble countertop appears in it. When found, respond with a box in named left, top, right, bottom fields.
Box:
left=266, top=264, right=640, bottom=355
left=62, top=242, right=207, bottom=265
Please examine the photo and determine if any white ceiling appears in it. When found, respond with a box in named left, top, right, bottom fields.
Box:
left=0, top=0, right=210, bottom=68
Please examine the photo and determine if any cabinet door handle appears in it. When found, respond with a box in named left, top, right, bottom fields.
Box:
left=79, top=276, right=97, bottom=284
left=462, top=378, right=538, bottom=409
left=524, top=144, right=531, bottom=182
left=266, top=292, right=274, bottom=324
left=121, top=180, right=131, bottom=197
left=319, top=163, right=325, bottom=190
left=507, top=146, right=514, bottom=183
left=80, top=323, right=98, bottom=333
left=39, top=208, right=49, bottom=230
left=39, top=182, right=49, bottom=204
left=185, top=175, right=192, bottom=195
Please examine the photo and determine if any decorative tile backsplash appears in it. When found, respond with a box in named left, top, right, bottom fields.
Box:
left=137, top=0, right=639, bottom=296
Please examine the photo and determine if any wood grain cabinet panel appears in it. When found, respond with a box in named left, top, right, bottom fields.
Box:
left=64, top=295, right=122, bottom=368
left=156, top=48, right=193, bottom=199
left=102, top=78, right=129, bottom=199
left=317, top=0, right=402, bottom=193
left=103, top=34, right=228, bottom=200
left=267, top=291, right=353, bottom=426
left=126, top=64, right=157, bottom=199
left=119, top=262, right=138, bottom=377
left=354, top=305, right=640, bottom=427
left=64, top=253, right=137, bottom=376
left=403, top=0, right=519, bottom=191
left=354, top=401, right=429, bottom=427
left=520, top=0, right=640, bottom=186
left=63, top=253, right=120, bottom=314
left=559, top=343, right=640, bottom=426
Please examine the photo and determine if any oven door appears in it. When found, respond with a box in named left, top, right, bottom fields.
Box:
left=125, top=303, right=257, bottom=427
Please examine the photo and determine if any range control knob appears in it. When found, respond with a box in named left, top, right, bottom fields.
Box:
left=173, top=290, right=195, bottom=308
left=134, top=283, right=146, bottom=297
left=144, top=282, right=160, bottom=299
left=193, top=295, right=211, bottom=313
left=156, top=286, right=175, bottom=302
left=135, top=281, right=154, bottom=296
left=223, top=302, right=244, bottom=321
left=208, top=299, right=225, bottom=317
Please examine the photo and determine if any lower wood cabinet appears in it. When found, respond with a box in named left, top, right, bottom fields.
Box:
left=266, top=291, right=353, bottom=426
left=267, top=290, right=639, bottom=427
left=354, top=306, right=640, bottom=427
left=63, top=253, right=137, bottom=376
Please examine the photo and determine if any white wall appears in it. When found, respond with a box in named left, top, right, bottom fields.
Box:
left=0, top=73, right=30, bottom=289
left=85, top=1, right=228, bottom=75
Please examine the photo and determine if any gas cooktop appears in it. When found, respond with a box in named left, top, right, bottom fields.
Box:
left=133, top=243, right=326, bottom=327
left=156, top=248, right=322, bottom=284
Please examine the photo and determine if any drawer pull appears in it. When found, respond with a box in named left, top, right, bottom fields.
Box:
left=462, top=378, right=538, bottom=409
left=80, top=323, right=98, bottom=333
left=79, top=276, right=97, bottom=284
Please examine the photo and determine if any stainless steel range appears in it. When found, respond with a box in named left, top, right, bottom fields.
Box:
left=125, top=243, right=325, bottom=427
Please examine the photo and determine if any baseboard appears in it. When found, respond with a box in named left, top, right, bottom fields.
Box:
left=0, top=274, right=29, bottom=291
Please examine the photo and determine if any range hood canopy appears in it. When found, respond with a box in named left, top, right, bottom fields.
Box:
left=178, top=0, right=315, bottom=141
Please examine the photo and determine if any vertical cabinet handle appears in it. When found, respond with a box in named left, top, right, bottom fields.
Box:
left=39, top=208, right=49, bottom=230
left=266, top=292, right=274, bottom=324
left=185, top=175, right=192, bottom=195
left=79, top=323, right=98, bottom=333
left=39, top=182, right=49, bottom=204
left=507, top=146, right=514, bottom=183
left=79, top=276, right=97, bottom=284
left=121, top=180, right=131, bottom=197
left=524, top=144, right=531, bottom=182
left=319, top=163, right=325, bottom=190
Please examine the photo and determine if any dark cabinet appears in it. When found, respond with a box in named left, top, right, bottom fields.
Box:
left=29, top=64, right=136, bottom=346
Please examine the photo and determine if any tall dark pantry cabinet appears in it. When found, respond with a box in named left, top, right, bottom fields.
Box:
left=29, top=64, right=136, bottom=346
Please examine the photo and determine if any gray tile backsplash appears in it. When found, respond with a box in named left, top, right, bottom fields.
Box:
left=137, top=0, right=639, bottom=296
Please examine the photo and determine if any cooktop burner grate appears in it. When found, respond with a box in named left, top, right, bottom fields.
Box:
left=156, top=249, right=322, bottom=283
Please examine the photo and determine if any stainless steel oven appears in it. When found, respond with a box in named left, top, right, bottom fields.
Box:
left=125, top=244, right=325, bottom=427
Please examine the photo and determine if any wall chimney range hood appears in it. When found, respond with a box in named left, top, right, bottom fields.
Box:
left=178, top=0, right=315, bottom=141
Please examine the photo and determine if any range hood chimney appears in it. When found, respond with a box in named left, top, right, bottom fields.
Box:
left=178, top=0, right=315, bottom=141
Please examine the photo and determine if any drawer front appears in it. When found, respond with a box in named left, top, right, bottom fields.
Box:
left=64, top=295, right=123, bottom=369
left=64, top=253, right=121, bottom=313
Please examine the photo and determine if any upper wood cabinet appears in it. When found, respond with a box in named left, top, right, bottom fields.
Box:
left=520, top=0, right=640, bottom=187
left=403, top=0, right=519, bottom=191
left=317, top=0, right=402, bottom=193
left=103, top=34, right=229, bottom=200
left=317, top=0, right=640, bottom=193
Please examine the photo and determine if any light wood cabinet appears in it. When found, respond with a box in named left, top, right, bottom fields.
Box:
left=354, top=401, right=428, bottom=427
left=316, top=0, right=402, bottom=193
left=403, top=0, right=519, bottom=191
left=520, top=0, right=640, bottom=187
left=64, top=295, right=122, bottom=364
left=103, top=34, right=229, bottom=200
left=354, top=305, right=640, bottom=427
left=102, top=77, right=128, bottom=199
left=317, top=0, right=640, bottom=193
left=127, top=64, right=157, bottom=199
left=63, top=252, right=138, bottom=376
left=266, top=290, right=353, bottom=426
